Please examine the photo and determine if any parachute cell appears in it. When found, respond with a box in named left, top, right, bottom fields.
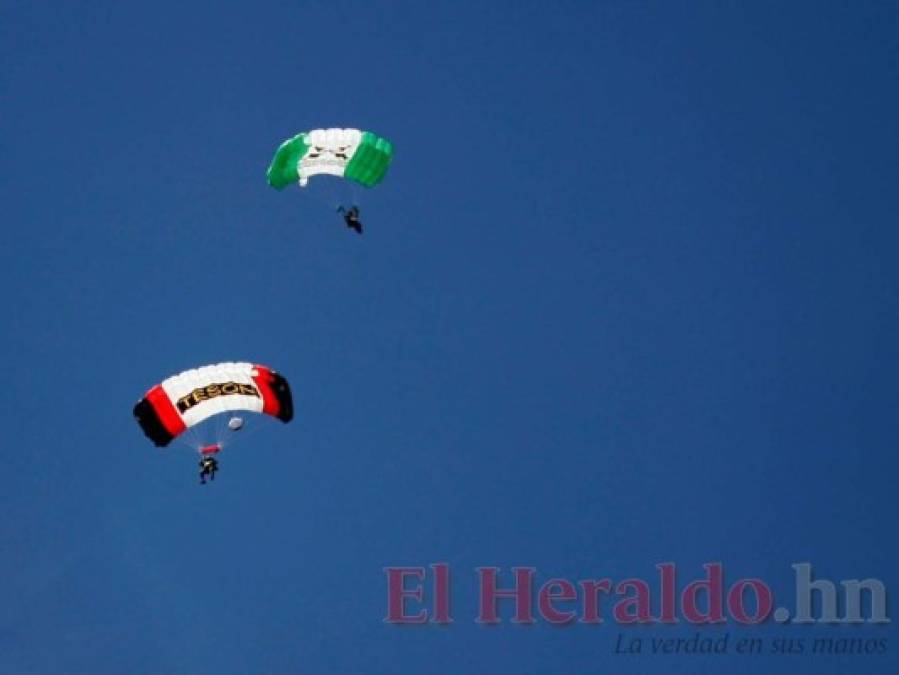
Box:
left=267, top=128, right=393, bottom=189
left=133, top=362, right=293, bottom=447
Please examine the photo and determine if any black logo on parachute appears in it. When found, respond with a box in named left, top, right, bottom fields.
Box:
left=176, top=382, right=260, bottom=413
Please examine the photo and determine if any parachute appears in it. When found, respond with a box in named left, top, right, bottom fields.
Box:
left=267, top=128, right=393, bottom=189
left=133, top=362, right=293, bottom=448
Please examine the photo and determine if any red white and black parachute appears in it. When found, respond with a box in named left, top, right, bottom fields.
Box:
left=133, top=362, right=293, bottom=447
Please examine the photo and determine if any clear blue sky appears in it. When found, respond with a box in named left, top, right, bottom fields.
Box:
left=2, top=1, right=897, bottom=673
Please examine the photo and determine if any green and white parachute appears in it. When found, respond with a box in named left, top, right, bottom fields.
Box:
left=267, top=128, right=394, bottom=189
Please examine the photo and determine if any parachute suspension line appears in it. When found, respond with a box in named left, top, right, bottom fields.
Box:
left=223, top=414, right=268, bottom=447
left=300, top=176, right=357, bottom=227
left=297, top=177, right=335, bottom=219
left=179, top=417, right=198, bottom=449
left=332, top=175, right=355, bottom=212
left=212, top=411, right=226, bottom=448
left=323, top=178, right=340, bottom=212
left=215, top=411, right=239, bottom=448
left=175, top=430, right=201, bottom=454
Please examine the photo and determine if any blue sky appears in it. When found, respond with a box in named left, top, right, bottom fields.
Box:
left=1, top=1, right=897, bottom=673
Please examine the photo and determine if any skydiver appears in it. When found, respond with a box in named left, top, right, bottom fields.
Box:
left=199, top=456, right=218, bottom=484
left=337, top=205, right=363, bottom=234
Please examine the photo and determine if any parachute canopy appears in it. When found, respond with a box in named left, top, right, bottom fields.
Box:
left=267, top=128, right=393, bottom=189
left=133, top=362, right=293, bottom=447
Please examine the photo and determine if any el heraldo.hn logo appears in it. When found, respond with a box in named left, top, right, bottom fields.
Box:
left=176, top=382, right=260, bottom=413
